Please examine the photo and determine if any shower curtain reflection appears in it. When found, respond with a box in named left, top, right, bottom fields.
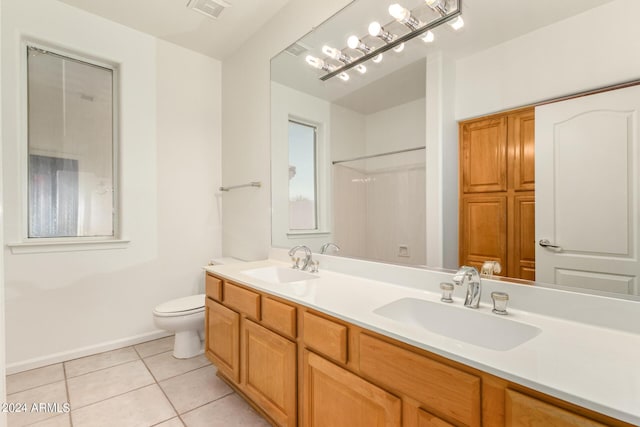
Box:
left=333, top=149, right=426, bottom=265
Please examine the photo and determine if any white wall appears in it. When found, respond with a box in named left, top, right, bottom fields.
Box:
left=365, top=98, right=425, bottom=155
left=221, top=0, right=352, bottom=261
left=1, top=0, right=222, bottom=370
left=0, top=0, right=6, bottom=421
left=455, top=0, right=640, bottom=120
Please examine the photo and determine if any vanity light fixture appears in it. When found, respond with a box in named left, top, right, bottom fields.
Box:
left=368, top=21, right=396, bottom=43
left=389, top=3, right=423, bottom=31
left=449, top=15, right=464, bottom=30
left=309, top=0, right=462, bottom=81
left=426, top=0, right=464, bottom=30
left=425, top=0, right=447, bottom=16
left=421, top=30, right=435, bottom=43
left=305, top=55, right=335, bottom=73
left=347, top=35, right=373, bottom=54
left=322, top=45, right=352, bottom=64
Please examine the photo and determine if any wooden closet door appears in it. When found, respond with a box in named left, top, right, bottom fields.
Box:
left=459, top=195, right=507, bottom=272
left=508, top=194, right=535, bottom=280
left=460, top=116, right=508, bottom=193
left=509, top=109, right=535, bottom=191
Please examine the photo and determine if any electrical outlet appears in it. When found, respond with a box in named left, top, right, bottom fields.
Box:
left=398, top=245, right=410, bottom=257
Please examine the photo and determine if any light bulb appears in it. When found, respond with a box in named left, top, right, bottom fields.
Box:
left=368, top=21, right=382, bottom=37
left=322, top=45, right=340, bottom=60
left=449, top=16, right=464, bottom=30
left=372, top=54, right=383, bottom=63
left=388, top=4, right=410, bottom=22
left=425, top=0, right=447, bottom=15
left=338, top=72, right=350, bottom=81
left=347, top=35, right=360, bottom=50
left=355, top=64, right=366, bottom=74
left=393, top=43, right=405, bottom=53
left=421, top=30, right=435, bottom=43
left=305, top=55, right=324, bottom=69
left=425, top=0, right=444, bottom=8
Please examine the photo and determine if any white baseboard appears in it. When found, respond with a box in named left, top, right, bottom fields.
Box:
left=6, top=330, right=173, bottom=375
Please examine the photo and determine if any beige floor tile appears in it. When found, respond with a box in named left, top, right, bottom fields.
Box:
left=64, top=347, right=139, bottom=378
left=153, top=417, right=185, bottom=427
left=6, top=381, right=68, bottom=427
left=71, top=384, right=176, bottom=427
left=28, top=413, right=71, bottom=426
left=159, top=365, right=232, bottom=414
left=181, top=394, right=270, bottom=427
left=67, top=360, right=154, bottom=408
left=143, top=352, right=209, bottom=381
left=134, top=336, right=174, bottom=358
left=6, top=364, right=65, bottom=395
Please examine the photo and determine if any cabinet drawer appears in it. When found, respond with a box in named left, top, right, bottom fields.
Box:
left=205, top=273, right=222, bottom=302
left=224, top=282, right=260, bottom=319
left=261, top=297, right=296, bottom=339
left=303, top=311, right=348, bottom=364
left=359, top=333, right=481, bottom=427
left=505, top=389, right=606, bottom=427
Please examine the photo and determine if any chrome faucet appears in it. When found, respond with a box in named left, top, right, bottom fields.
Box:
left=288, top=245, right=312, bottom=271
left=452, top=266, right=482, bottom=308
left=320, top=242, right=340, bottom=254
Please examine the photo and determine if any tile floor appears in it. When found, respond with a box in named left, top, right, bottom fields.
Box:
left=5, top=337, right=271, bottom=427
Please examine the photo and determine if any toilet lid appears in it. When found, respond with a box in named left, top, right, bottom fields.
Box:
left=154, top=294, right=205, bottom=314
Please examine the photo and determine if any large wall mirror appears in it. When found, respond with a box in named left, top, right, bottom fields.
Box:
left=270, top=0, right=640, bottom=300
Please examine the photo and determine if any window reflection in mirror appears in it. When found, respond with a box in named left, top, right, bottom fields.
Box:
left=288, top=120, right=318, bottom=231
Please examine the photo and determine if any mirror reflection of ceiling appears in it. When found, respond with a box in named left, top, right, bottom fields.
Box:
left=270, top=0, right=614, bottom=114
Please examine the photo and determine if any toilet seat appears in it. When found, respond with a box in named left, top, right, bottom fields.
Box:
left=153, top=294, right=205, bottom=318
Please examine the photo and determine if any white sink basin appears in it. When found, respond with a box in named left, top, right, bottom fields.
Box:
left=242, top=266, right=318, bottom=284
left=374, top=298, right=541, bottom=351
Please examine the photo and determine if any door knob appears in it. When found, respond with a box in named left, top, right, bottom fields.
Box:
left=539, top=239, right=562, bottom=250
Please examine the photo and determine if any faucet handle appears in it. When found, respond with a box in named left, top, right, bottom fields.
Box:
left=309, top=260, right=319, bottom=273
left=491, top=291, right=509, bottom=315
left=291, top=257, right=301, bottom=269
left=481, top=261, right=502, bottom=278
left=440, top=282, right=454, bottom=303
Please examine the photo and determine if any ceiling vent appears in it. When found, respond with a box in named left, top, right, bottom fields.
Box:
left=284, top=42, right=309, bottom=57
left=186, top=0, right=231, bottom=20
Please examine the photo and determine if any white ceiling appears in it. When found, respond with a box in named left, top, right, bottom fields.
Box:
left=57, top=0, right=292, bottom=59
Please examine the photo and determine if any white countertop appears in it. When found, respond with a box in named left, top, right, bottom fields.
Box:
left=205, top=258, right=640, bottom=425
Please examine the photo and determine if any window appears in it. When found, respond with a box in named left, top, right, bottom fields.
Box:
left=26, top=45, right=116, bottom=239
left=288, top=120, right=317, bottom=230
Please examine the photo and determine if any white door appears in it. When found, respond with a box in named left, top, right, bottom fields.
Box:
left=535, top=85, right=640, bottom=296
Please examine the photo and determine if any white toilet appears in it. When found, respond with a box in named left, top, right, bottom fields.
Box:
left=153, top=294, right=205, bottom=359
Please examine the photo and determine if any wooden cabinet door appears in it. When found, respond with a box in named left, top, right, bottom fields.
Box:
left=242, top=319, right=297, bottom=427
left=509, top=109, right=535, bottom=191
left=505, top=389, right=606, bottom=427
left=509, top=194, right=535, bottom=280
left=205, top=298, right=240, bottom=383
left=460, top=116, right=508, bottom=193
left=302, top=350, right=401, bottom=427
left=417, top=408, right=455, bottom=427
left=459, top=195, right=507, bottom=271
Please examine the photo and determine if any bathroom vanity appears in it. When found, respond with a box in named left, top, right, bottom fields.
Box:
left=203, top=258, right=639, bottom=427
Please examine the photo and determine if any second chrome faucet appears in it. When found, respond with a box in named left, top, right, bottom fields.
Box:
left=288, top=245, right=312, bottom=271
